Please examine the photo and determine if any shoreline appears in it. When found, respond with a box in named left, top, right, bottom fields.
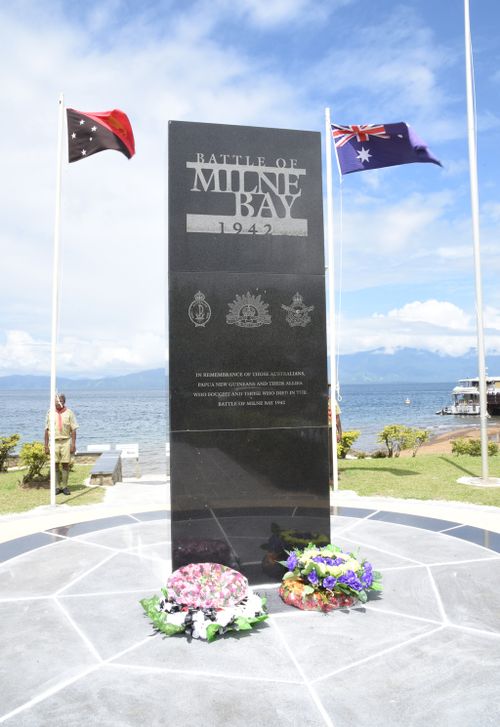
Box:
left=399, top=424, right=500, bottom=456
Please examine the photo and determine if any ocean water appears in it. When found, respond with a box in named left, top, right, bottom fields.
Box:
left=0, top=389, right=168, bottom=474
left=338, top=382, right=486, bottom=452
left=0, top=383, right=494, bottom=471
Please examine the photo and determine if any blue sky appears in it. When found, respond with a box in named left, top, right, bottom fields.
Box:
left=1, top=0, right=500, bottom=376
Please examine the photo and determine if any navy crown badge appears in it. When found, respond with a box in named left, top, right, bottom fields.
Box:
left=226, top=292, right=272, bottom=328
left=281, top=292, right=314, bottom=327
left=188, top=291, right=212, bottom=327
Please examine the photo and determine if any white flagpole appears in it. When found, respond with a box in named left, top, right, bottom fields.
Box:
left=324, top=108, right=339, bottom=491
left=464, top=0, right=489, bottom=480
left=49, top=92, right=65, bottom=506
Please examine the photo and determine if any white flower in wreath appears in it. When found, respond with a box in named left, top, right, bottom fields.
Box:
left=166, top=611, right=186, bottom=627
left=240, top=593, right=262, bottom=618
left=192, top=620, right=209, bottom=640
left=344, top=558, right=361, bottom=572
left=216, top=608, right=235, bottom=628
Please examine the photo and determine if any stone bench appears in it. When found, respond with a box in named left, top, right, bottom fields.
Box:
left=89, top=451, right=122, bottom=486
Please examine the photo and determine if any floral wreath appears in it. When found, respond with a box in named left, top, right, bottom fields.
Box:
left=141, top=562, right=267, bottom=642
left=279, top=543, right=382, bottom=611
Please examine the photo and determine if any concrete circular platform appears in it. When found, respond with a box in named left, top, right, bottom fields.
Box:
left=0, top=508, right=499, bottom=726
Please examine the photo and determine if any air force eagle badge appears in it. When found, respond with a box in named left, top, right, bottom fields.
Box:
left=281, top=292, right=314, bottom=327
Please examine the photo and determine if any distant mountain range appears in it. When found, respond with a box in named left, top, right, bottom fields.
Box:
left=0, top=348, right=498, bottom=389
left=0, top=369, right=167, bottom=391
left=336, top=348, right=500, bottom=384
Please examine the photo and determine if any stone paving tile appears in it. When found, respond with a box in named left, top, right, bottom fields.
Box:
left=363, top=565, right=443, bottom=622
left=130, top=510, right=170, bottom=522
left=126, top=542, right=171, bottom=567
left=75, top=521, right=171, bottom=551
left=0, top=539, right=111, bottom=598
left=47, top=515, right=136, bottom=538
left=61, top=551, right=168, bottom=596
left=274, top=609, right=438, bottom=680
left=58, top=592, right=159, bottom=660
left=369, top=510, right=458, bottom=531
left=114, top=620, right=301, bottom=683
left=430, top=558, right=500, bottom=633
left=0, top=599, right=98, bottom=718
left=330, top=506, right=376, bottom=518
left=447, top=525, right=500, bottom=553
left=328, top=535, right=418, bottom=569
left=6, top=666, right=322, bottom=727
left=345, top=519, right=498, bottom=564
left=314, top=627, right=500, bottom=727
left=0, top=532, right=64, bottom=563
left=330, top=515, right=366, bottom=533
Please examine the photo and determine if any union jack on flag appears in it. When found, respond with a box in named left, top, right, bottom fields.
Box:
left=330, top=121, right=441, bottom=175
left=332, top=124, right=390, bottom=148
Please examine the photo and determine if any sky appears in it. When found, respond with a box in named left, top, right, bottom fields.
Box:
left=1, top=0, right=500, bottom=377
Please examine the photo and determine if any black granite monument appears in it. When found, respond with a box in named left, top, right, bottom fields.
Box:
left=168, top=121, right=330, bottom=583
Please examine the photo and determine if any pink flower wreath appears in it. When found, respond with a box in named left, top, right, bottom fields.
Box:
left=166, top=562, right=248, bottom=609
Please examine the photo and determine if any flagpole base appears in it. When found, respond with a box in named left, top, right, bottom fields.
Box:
left=457, top=476, right=500, bottom=488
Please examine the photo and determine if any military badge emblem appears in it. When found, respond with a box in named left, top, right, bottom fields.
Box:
left=281, top=292, right=314, bottom=327
left=226, top=292, right=271, bottom=328
left=188, top=291, right=212, bottom=327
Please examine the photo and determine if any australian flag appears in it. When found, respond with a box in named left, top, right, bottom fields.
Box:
left=67, top=108, right=135, bottom=163
left=331, top=122, right=441, bottom=175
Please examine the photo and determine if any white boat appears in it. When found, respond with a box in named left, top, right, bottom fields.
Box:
left=437, top=377, right=500, bottom=416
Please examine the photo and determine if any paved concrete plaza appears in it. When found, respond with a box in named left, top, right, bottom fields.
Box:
left=0, top=506, right=499, bottom=726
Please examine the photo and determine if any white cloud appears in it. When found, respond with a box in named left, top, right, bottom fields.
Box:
left=0, top=1, right=310, bottom=370
left=212, top=0, right=351, bottom=27
left=337, top=316, right=487, bottom=357
left=335, top=185, right=500, bottom=293
left=341, top=191, right=453, bottom=257
left=385, top=300, right=472, bottom=330
left=0, top=329, right=165, bottom=377
left=441, top=159, right=470, bottom=177
left=314, top=6, right=459, bottom=142
left=484, top=306, right=500, bottom=331
left=337, top=301, right=500, bottom=357
left=482, top=201, right=500, bottom=223
left=434, top=246, right=472, bottom=260
left=236, top=0, right=318, bottom=25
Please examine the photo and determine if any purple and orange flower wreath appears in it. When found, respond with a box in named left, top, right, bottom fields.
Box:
left=279, top=543, right=382, bottom=612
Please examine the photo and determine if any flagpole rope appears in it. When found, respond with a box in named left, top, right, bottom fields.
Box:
left=470, top=28, right=478, bottom=151
left=56, top=215, right=63, bottom=346
left=49, top=92, right=65, bottom=507
left=55, top=114, right=65, bottom=380
left=335, top=171, right=344, bottom=403
left=330, top=135, right=343, bottom=404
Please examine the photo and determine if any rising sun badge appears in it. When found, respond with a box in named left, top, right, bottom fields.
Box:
left=281, top=292, right=314, bottom=327
left=226, top=292, right=272, bottom=328
left=188, top=291, right=212, bottom=327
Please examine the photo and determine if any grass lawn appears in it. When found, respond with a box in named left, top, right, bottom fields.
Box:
left=0, top=465, right=105, bottom=515
left=339, top=454, right=500, bottom=507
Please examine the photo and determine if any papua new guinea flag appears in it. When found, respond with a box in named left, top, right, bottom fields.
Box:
left=67, top=108, right=135, bottom=162
left=331, top=122, right=441, bottom=175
